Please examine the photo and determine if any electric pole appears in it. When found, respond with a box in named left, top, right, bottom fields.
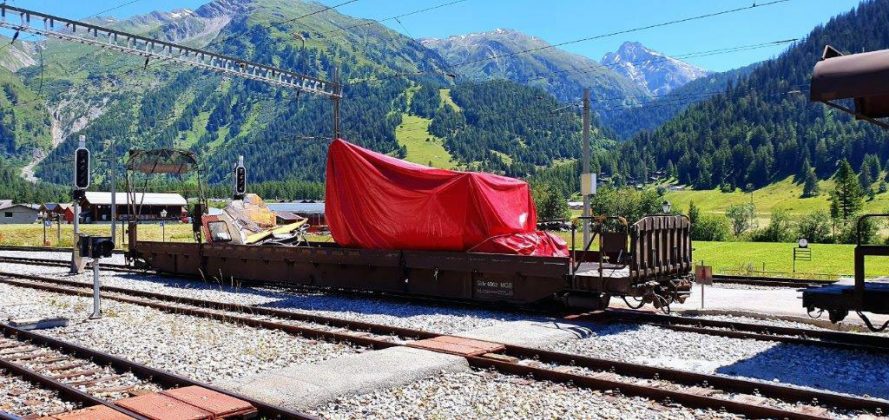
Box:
left=582, top=88, right=591, bottom=247
left=105, top=139, right=117, bottom=245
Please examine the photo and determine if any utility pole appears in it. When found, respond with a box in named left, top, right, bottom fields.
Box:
left=105, top=139, right=117, bottom=244
left=582, top=88, right=591, bottom=247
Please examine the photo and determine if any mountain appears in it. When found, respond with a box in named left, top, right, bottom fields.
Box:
left=601, top=41, right=711, bottom=96
left=421, top=30, right=724, bottom=138
left=420, top=29, right=649, bottom=116
left=601, top=0, right=885, bottom=190
left=604, top=63, right=757, bottom=139
left=0, top=0, right=597, bottom=191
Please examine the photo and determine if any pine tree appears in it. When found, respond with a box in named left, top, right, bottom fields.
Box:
left=859, top=164, right=874, bottom=192
left=688, top=201, right=700, bottom=225
left=803, top=168, right=819, bottom=198
left=829, top=159, right=864, bottom=224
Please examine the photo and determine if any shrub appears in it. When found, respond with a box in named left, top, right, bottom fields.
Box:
left=836, top=216, right=879, bottom=244
left=692, top=215, right=730, bottom=241
left=725, top=203, right=757, bottom=236
left=796, top=211, right=832, bottom=244
left=589, top=186, right=661, bottom=224
left=533, top=184, right=570, bottom=221
left=750, top=209, right=795, bottom=242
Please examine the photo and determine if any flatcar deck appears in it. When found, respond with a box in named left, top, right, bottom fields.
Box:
left=803, top=281, right=889, bottom=312
left=574, top=262, right=630, bottom=278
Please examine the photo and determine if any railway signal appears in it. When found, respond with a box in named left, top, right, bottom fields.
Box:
left=79, top=235, right=115, bottom=319
left=234, top=156, right=247, bottom=200
left=71, top=135, right=88, bottom=274
left=74, top=145, right=90, bottom=190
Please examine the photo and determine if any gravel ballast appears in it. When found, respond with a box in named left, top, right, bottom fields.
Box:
left=549, top=322, right=889, bottom=400
left=311, top=369, right=736, bottom=419
left=0, top=260, right=549, bottom=335
left=0, top=283, right=359, bottom=384
left=0, top=370, right=78, bottom=417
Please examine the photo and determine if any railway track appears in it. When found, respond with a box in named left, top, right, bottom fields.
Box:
left=596, top=309, right=889, bottom=353
left=712, top=274, right=838, bottom=288
left=0, top=271, right=887, bottom=418
left=0, top=255, right=884, bottom=351
left=0, top=321, right=311, bottom=419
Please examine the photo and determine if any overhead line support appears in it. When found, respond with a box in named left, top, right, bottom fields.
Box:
left=0, top=4, right=341, bottom=99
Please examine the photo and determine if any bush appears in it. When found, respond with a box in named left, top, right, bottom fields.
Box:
left=725, top=203, right=757, bottom=236
left=836, top=217, right=879, bottom=244
left=796, top=211, right=832, bottom=244
left=533, top=184, right=570, bottom=221
left=750, top=209, right=795, bottom=242
left=692, top=215, right=730, bottom=241
left=589, top=186, right=662, bottom=224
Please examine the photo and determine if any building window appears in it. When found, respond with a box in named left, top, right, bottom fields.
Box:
left=3, top=212, right=12, bottom=218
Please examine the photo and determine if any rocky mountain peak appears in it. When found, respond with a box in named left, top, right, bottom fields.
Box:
left=601, top=41, right=710, bottom=95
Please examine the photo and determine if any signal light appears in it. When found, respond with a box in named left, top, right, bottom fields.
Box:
left=233, top=156, right=246, bottom=199
left=78, top=235, right=114, bottom=258
left=74, top=147, right=90, bottom=189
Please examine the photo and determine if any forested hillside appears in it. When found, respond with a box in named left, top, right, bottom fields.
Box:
left=17, top=0, right=606, bottom=188
left=420, top=30, right=649, bottom=120
left=417, top=80, right=608, bottom=176
left=605, top=63, right=757, bottom=139
left=605, top=0, right=885, bottom=189
left=29, top=0, right=452, bottom=185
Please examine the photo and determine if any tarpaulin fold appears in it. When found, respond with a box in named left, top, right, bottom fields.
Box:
left=325, top=139, right=567, bottom=257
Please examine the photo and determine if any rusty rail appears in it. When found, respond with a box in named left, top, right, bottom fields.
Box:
left=596, top=309, right=889, bottom=353
left=0, top=322, right=314, bottom=419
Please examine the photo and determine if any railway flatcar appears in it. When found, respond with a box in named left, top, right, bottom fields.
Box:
left=127, top=213, right=692, bottom=312
left=805, top=45, right=889, bottom=331
left=122, top=147, right=693, bottom=313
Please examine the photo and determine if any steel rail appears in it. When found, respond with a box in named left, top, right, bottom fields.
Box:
left=712, top=274, right=838, bottom=288
left=0, top=246, right=124, bottom=254
left=0, top=262, right=883, bottom=352
left=501, top=344, right=889, bottom=414
left=0, top=322, right=314, bottom=419
left=598, top=309, right=889, bottom=352
left=466, top=355, right=828, bottom=420
left=1, top=273, right=885, bottom=418
left=0, top=339, right=147, bottom=419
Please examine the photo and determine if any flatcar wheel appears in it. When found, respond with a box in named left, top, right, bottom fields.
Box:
left=828, top=309, right=849, bottom=323
left=806, top=307, right=824, bottom=319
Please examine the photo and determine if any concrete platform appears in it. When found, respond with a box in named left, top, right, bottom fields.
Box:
left=217, top=346, right=469, bottom=410
left=456, top=320, right=592, bottom=347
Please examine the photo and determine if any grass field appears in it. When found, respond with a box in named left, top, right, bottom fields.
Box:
left=395, top=113, right=455, bottom=169
left=665, top=176, right=889, bottom=221
left=549, top=230, right=886, bottom=279
left=3, top=223, right=887, bottom=279
left=0, top=224, right=195, bottom=249
left=693, top=241, right=889, bottom=279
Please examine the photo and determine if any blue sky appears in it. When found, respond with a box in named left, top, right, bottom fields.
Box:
left=9, top=0, right=865, bottom=71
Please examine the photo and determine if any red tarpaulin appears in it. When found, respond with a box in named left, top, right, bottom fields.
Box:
left=325, top=139, right=568, bottom=257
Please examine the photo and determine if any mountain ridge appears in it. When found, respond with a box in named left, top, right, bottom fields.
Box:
left=601, top=41, right=711, bottom=95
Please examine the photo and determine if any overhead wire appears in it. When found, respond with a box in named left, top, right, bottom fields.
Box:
left=281, top=0, right=361, bottom=24
left=347, top=0, right=792, bottom=85
left=315, top=0, right=469, bottom=37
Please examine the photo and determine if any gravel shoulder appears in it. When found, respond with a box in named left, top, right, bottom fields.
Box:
left=547, top=322, right=889, bottom=400
left=310, top=369, right=737, bottom=420
left=0, top=260, right=554, bottom=335
left=0, top=283, right=360, bottom=385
